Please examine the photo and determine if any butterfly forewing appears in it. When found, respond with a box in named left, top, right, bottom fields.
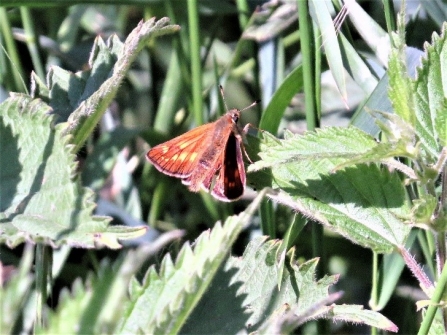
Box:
left=147, top=123, right=214, bottom=178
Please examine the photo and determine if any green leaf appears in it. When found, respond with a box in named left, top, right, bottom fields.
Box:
left=351, top=47, right=424, bottom=137
left=375, top=231, right=418, bottom=311
left=31, top=17, right=180, bottom=153
left=0, top=94, right=146, bottom=248
left=338, top=32, right=379, bottom=96
left=36, top=261, right=122, bottom=334
left=328, top=305, right=398, bottom=332
left=183, top=237, right=339, bottom=333
left=412, top=22, right=447, bottom=159
left=260, top=64, right=303, bottom=134
left=388, top=28, right=416, bottom=127
left=249, top=128, right=411, bottom=253
left=117, top=192, right=265, bottom=334
left=185, top=237, right=397, bottom=333
left=334, top=111, right=418, bottom=176
left=275, top=214, right=306, bottom=290
left=344, top=0, right=390, bottom=66
left=249, top=126, right=379, bottom=171
left=230, top=238, right=338, bottom=329
left=428, top=310, right=446, bottom=335
left=311, top=0, right=347, bottom=101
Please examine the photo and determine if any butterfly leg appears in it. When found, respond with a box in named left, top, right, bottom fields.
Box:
left=242, top=123, right=254, bottom=134
left=234, top=131, right=253, bottom=164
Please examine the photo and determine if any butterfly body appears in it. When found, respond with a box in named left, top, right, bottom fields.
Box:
left=146, top=109, right=246, bottom=201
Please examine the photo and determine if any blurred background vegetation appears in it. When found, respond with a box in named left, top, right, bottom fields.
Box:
left=1, top=0, right=446, bottom=333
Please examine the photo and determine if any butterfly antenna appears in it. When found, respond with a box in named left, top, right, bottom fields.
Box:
left=220, top=84, right=260, bottom=112
left=240, top=99, right=261, bottom=112
left=219, top=85, right=230, bottom=111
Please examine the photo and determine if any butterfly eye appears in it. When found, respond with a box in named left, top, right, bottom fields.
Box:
left=231, top=112, right=239, bottom=123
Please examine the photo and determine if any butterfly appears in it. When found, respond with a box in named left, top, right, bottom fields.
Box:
left=146, top=86, right=259, bottom=202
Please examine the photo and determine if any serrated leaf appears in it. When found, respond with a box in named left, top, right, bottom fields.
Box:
left=117, top=192, right=265, bottom=335
left=388, top=35, right=415, bottom=127
left=335, top=111, right=419, bottom=174
left=249, top=128, right=411, bottom=253
left=183, top=237, right=397, bottom=333
left=249, top=127, right=378, bottom=172
left=229, top=238, right=338, bottom=329
left=412, top=23, right=447, bottom=160
left=182, top=237, right=338, bottom=333
left=0, top=94, right=146, bottom=248
left=369, top=109, right=416, bottom=149
left=30, top=18, right=180, bottom=153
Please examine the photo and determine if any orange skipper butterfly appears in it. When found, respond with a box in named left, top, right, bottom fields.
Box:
left=146, top=86, right=259, bottom=202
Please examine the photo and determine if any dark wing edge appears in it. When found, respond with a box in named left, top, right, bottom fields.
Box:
left=211, top=132, right=245, bottom=201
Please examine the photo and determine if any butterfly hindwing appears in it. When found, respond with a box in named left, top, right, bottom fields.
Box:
left=211, top=132, right=245, bottom=201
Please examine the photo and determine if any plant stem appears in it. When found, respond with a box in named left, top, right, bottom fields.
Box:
left=370, top=252, right=379, bottom=335
left=187, top=0, right=203, bottom=126
left=20, top=7, right=45, bottom=80
left=0, top=7, right=27, bottom=92
left=417, top=258, right=447, bottom=335
left=34, top=244, right=52, bottom=330
left=382, top=0, right=397, bottom=32
left=235, top=0, right=249, bottom=29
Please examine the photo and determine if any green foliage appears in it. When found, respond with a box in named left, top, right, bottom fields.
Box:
left=33, top=17, right=180, bottom=152
left=1, top=2, right=447, bottom=335
left=250, top=128, right=411, bottom=253
left=0, top=94, right=145, bottom=248
left=118, top=195, right=262, bottom=334
left=412, top=27, right=447, bottom=159
left=0, top=245, right=34, bottom=333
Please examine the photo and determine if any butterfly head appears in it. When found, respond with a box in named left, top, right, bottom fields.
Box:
left=229, top=109, right=240, bottom=124
left=219, top=85, right=260, bottom=124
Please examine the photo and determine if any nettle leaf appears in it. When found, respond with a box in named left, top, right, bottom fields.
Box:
left=0, top=94, right=146, bottom=248
left=184, top=237, right=397, bottom=333
left=31, top=17, right=180, bottom=152
left=229, top=237, right=339, bottom=330
left=411, top=22, right=447, bottom=160
left=117, top=193, right=264, bottom=334
left=388, top=29, right=415, bottom=127
left=249, top=128, right=411, bottom=253
left=250, top=127, right=378, bottom=171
